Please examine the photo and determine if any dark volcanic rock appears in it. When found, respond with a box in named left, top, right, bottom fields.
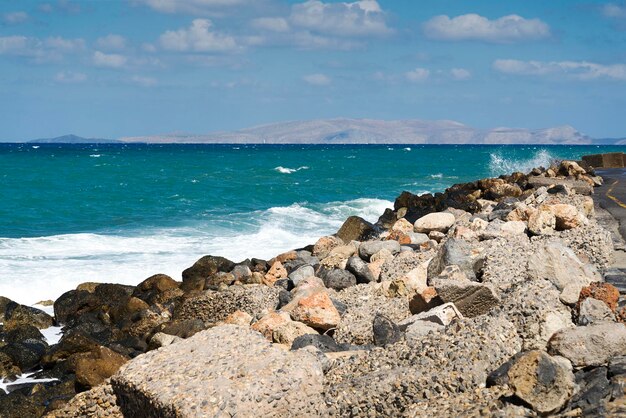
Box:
left=181, top=255, right=235, bottom=292
left=372, top=314, right=401, bottom=347
left=336, top=216, right=375, bottom=243
left=4, top=304, right=54, bottom=330
left=291, top=334, right=343, bottom=353
left=346, top=256, right=375, bottom=284
left=132, top=274, right=180, bottom=305
left=568, top=367, right=611, bottom=415
left=323, top=269, right=357, bottom=291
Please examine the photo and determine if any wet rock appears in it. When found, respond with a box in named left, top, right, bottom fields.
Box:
left=336, top=216, right=375, bottom=243
left=548, top=323, right=626, bottom=367
left=432, top=278, right=499, bottom=318
left=74, top=346, right=129, bottom=390
left=4, top=304, right=54, bottom=330
left=41, top=333, right=101, bottom=366
left=322, top=269, right=357, bottom=291
left=578, top=297, right=614, bottom=325
left=111, top=325, right=327, bottom=417
left=358, top=240, right=400, bottom=261
left=507, top=350, right=575, bottom=414
left=345, top=256, right=375, bottom=284
left=1, top=338, right=48, bottom=370
left=372, top=314, right=401, bottom=346
left=132, top=274, right=180, bottom=305
left=4, top=324, right=45, bottom=345
left=413, top=212, right=455, bottom=234
left=0, top=352, right=20, bottom=379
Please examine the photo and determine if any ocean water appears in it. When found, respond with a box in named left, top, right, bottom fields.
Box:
left=0, top=143, right=623, bottom=304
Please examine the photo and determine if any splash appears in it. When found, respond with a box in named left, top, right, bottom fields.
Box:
left=489, top=149, right=558, bottom=176
left=274, top=166, right=309, bottom=174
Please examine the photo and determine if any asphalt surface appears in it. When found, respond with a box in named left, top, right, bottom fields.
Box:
left=594, top=168, right=626, bottom=295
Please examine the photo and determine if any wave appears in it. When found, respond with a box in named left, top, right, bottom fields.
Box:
left=0, top=198, right=391, bottom=304
left=430, top=173, right=443, bottom=179
left=89, top=154, right=101, bottom=158
left=489, top=149, right=558, bottom=176
left=274, top=166, right=309, bottom=174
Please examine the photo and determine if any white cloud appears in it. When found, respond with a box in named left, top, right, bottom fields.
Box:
left=96, top=34, right=127, bottom=51
left=159, top=19, right=238, bottom=52
left=251, top=17, right=290, bottom=33
left=493, top=59, right=626, bottom=81
left=130, top=75, right=157, bottom=86
left=303, top=73, right=331, bottom=85
left=423, top=14, right=550, bottom=43
left=289, top=0, right=391, bottom=37
left=3, top=11, right=29, bottom=24
left=450, top=68, right=471, bottom=80
left=0, top=35, right=84, bottom=62
left=93, top=51, right=127, bottom=68
left=131, top=0, right=249, bottom=14
left=405, top=67, right=430, bottom=82
left=54, top=71, right=87, bottom=83
left=602, top=4, right=626, bottom=18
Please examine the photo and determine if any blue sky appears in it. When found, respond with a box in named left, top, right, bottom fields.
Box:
left=1, top=0, right=626, bottom=140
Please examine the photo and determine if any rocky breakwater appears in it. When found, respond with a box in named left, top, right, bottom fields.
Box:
left=1, top=160, right=626, bottom=417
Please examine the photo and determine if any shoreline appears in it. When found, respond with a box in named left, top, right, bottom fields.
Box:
left=1, top=155, right=626, bottom=416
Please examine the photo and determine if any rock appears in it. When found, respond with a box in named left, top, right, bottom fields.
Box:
left=413, top=212, right=455, bottom=234
left=408, top=287, right=441, bottom=314
left=500, top=221, right=526, bottom=236
left=148, top=332, right=182, bottom=350
left=507, top=350, right=575, bottom=414
left=74, top=346, right=129, bottom=389
left=543, top=203, right=587, bottom=230
left=272, top=321, right=318, bottom=346
left=41, top=334, right=101, bottom=366
left=336, top=216, right=375, bottom=243
left=345, top=256, right=375, bottom=284
left=4, top=304, right=54, bottom=330
left=432, top=279, right=499, bottom=318
left=291, top=334, right=343, bottom=353
left=4, top=324, right=45, bottom=345
left=578, top=297, right=614, bottom=325
left=427, top=238, right=480, bottom=281
left=173, top=285, right=280, bottom=325
left=391, top=218, right=414, bottom=234
left=288, top=264, right=315, bottom=286
left=379, top=251, right=429, bottom=283
left=181, top=255, right=234, bottom=291
left=568, top=367, right=612, bottom=414
left=223, top=310, right=253, bottom=326
left=111, top=325, right=327, bottom=417
left=290, top=290, right=341, bottom=331
left=559, top=160, right=586, bottom=177
left=528, top=176, right=594, bottom=195
left=385, top=230, right=412, bottom=244
left=527, top=209, right=556, bottom=235
left=231, top=265, right=252, bottom=282
left=251, top=311, right=291, bottom=340
left=578, top=282, right=620, bottom=312
left=322, top=269, right=357, bottom=291
left=0, top=352, right=20, bottom=379
left=486, top=182, right=523, bottom=200
left=358, top=240, right=400, bottom=261
left=372, top=314, right=401, bottom=346
left=548, top=323, right=626, bottom=367
left=527, top=242, right=598, bottom=305
left=404, top=320, right=444, bottom=343
left=132, top=274, right=181, bottom=305
left=1, top=338, right=48, bottom=370
left=312, top=236, right=343, bottom=259
left=264, top=260, right=288, bottom=285
left=156, top=319, right=206, bottom=339
left=400, top=302, right=463, bottom=327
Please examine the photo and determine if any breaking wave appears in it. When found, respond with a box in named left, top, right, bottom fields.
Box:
left=489, top=149, right=558, bottom=176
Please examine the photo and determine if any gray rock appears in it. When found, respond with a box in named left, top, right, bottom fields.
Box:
left=288, top=264, right=315, bottom=286
left=291, top=333, right=343, bottom=353
left=404, top=320, right=444, bottom=344
left=148, top=332, right=182, bottom=350
left=345, top=256, right=375, bottom=284
left=578, top=297, right=614, bottom=325
left=408, top=232, right=429, bottom=245
left=112, top=325, right=327, bottom=417
left=231, top=265, right=252, bottom=282
left=432, top=279, right=500, bottom=318
left=372, top=314, right=401, bottom=346
left=548, top=323, right=626, bottom=367
left=358, top=240, right=400, bottom=261
left=568, top=367, right=612, bottom=415
left=507, top=350, right=575, bottom=414
left=323, top=269, right=357, bottom=291
left=427, top=238, right=479, bottom=281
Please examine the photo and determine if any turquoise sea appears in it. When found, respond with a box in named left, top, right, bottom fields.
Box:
left=0, top=143, right=623, bottom=303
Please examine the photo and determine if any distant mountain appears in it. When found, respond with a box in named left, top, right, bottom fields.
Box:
left=120, top=118, right=595, bottom=145
left=29, top=134, right=120, bottom=144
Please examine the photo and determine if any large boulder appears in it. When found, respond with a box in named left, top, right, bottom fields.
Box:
left=427, top=238, right=481, bottom=281
left=413, top=212, right=455, bottom=234
left=4, top=304, right=54, bottom=330
left=74, top=346, right=129, bottom=389
left=431, top=278, right=499, bottom=318
left=290, top=290, right=341, bottom=331
left=336, top=216, right=375, bottom=243
left=507, top=350, right=576, bottom=414
left=111, top=325, right=328, bottom=417
left=181, top=255, right=235, bottom=291
left=132, top=274, right=180, bottom=305
left=548, top=323, right=626, bottom=367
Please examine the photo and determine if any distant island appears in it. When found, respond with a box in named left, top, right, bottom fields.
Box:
left=28, top=134, right=120, bottom=144
left=22, top=119, right=626, bottom=145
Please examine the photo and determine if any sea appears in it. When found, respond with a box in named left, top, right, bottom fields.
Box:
left=0, top=143, right=623, bottom=305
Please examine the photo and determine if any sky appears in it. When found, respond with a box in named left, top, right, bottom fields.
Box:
left=1, top=0, right=626, bottom=140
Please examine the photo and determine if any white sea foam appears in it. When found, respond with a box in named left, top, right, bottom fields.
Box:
left=274, top=166, right=309, bottom=174
left=489, top=149, right=557, bottom=176
left=0, top=372, right=57, bottom=394
left=0, top=198, right=392, bottom=305
left=403, top=147, right=411, bottom=151
left=89, top=154, right=101, bottom=158
left=32, top=146, right=39, bottom=149
left=430, top=173, right=443, bottom=179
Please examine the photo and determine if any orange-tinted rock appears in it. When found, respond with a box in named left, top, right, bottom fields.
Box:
left=274, top=251, right=298, bottom=264
left=251, top=311, right=291, bottom=340
left=264, top=261, right=288, bottom=285
left=409, top=287, right=441, bottom=314
left=312, top=236, right=343, bottom=258
left=386, top=230, right=411, bottom=245
left=290, top=291, right=340, bottom=331
left=391, top=218, right=414, bottom=234
left=577, top=282, right=620, bottom=312
left=74, top=346, right=128, bottom=389
left=223, top=310, right=253, bottom=326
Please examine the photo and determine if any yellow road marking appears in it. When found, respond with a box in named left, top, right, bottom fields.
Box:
left=606, top=179, right=626, bottom=209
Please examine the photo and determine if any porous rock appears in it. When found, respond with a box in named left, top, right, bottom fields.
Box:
left=548, top=322, right=626, bottom=367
